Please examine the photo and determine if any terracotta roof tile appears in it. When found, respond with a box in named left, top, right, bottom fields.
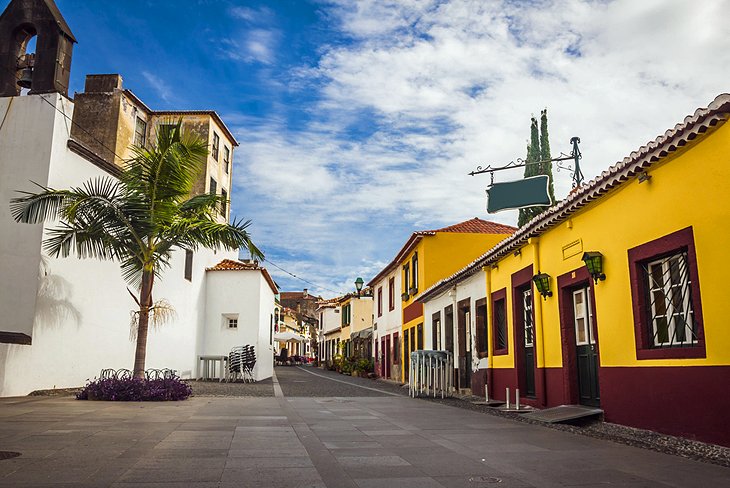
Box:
left=206, top=259, right=279, bottom=294
left=430, top=218, right=517, bottom=234
left=207, top=259, right=259, bottom=271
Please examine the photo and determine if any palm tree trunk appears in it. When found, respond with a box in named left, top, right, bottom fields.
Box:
left=133, top=269, right=154, bottom=379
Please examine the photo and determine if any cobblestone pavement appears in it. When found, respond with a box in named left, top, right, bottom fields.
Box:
left=0, top=367, right=727, bottom=487
left=189, top=378, right=274, bottom=397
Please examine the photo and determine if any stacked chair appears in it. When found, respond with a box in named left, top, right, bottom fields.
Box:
left=228, top=345, right=257, bottom=382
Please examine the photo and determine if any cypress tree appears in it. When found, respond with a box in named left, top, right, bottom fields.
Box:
left=517, top=110, right=555, bottom=227
left=518, top=116, right=541, bottom=227
left=539, top=109, right=556, bottom=204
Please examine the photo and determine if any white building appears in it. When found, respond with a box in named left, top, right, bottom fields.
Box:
left=0, top=0, right=277, bottom=394
left=203, top=260, right=278, bottom=381
left=420, top=269, right=487, bottom=393
left=368, top=265, right=403, bottom=381
left=316, top=300, right=341, bottom=363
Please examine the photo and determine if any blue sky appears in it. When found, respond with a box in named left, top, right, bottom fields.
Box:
left=10, top=0, right=730, bottom=297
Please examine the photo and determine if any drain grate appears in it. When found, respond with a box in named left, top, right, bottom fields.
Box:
left=0, top=451, right=21, bottom=461
left=469, top=476, right=502, bottom=483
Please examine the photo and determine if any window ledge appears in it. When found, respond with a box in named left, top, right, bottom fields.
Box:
left=636, top=345, right=706, bottom=360
left=492, top=348, right=508, bottom=356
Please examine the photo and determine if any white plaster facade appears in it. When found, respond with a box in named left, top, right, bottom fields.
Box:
left=202, top=267, right=276, bottom=381
left=370, top=268, right=402, bottom=380
left=422, top=270, right=487, bottom=375
left=317, top=304, right=340, bottom=362
left=0, top=93, right=274, bottom=396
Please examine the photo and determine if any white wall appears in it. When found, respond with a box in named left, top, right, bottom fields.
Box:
left=202, top=270, right=275, bottom=381
left=0, top=95, right=54, bottom=341
left=0, top=93, right=246, bottom=396
left=423, top=271, right=486, bottom=372
left=371, top=268, right=402, bottom=342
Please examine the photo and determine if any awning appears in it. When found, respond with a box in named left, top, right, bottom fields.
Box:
left=351, top=328, right=373, bottom=340
left=274, top=331, right=306, bottom=342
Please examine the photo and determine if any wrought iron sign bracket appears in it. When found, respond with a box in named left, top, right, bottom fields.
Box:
left=469, top=137, right=584, bottom=187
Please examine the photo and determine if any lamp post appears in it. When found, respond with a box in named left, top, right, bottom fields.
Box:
left=355, top=277, right=364, bottom=297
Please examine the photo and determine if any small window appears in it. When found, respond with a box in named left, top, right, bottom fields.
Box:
left=184, top=250, right=193, bottom=281
left=228, top=318, right=238, bottom=329
left=223, top=146, right=230, bottom=174
left=475, top=298, right=487, bottom=356
left=393, top=332, right=399, bottom=362
left=377, top=287, right=383, bottom=317
left=403, top=264, right=410, bottom=299
left=209, top=177, right=217, bottom=195
left=134, top=117, right=147, bottom=147
left=432, top=312, right=441, bottom=350
left=212, top=132, right=220, bottom=161
left=221, top=188, right=228, bottom=217
left=411, top=253, right=418, bottom=293
left=388, top=277, right=395, bottom=311
left=492, top=289, right=508, bottom=355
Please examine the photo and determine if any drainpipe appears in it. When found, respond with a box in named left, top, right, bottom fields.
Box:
left=484, top=265, right=493, bottom=401
left=529, top=237, right=548, bottom=407
left=449, top=285, right=458, bottom=391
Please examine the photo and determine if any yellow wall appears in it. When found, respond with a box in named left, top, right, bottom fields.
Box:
left=486, top=120, right=730, bottom=369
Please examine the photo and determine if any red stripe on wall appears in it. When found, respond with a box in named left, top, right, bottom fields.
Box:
left=403, top=301, right=424, bottom=323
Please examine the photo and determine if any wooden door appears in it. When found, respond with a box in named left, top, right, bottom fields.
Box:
left=573, top=287, right=600, bottom=406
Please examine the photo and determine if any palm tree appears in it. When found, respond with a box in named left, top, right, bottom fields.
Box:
left=10, top=121, right=263, bottom=378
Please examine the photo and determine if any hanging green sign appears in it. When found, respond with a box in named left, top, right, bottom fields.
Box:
left=486, top=175, right=552, bottom=213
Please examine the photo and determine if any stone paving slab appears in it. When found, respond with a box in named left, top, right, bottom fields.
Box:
left=0, top=366, right=727, bottom=487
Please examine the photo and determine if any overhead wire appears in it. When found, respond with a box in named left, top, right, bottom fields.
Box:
left=263, top=258, right=345, bottom=296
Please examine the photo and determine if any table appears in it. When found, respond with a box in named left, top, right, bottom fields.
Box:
left=198, top=355, right=228, bottom=382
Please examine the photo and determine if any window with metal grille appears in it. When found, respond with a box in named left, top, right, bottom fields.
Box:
left=645, top=252, right=697, bottom=347
left=493, top=294, right=508, bottom=353
left=223, top=146, right=230, bottom=173
left=628, top=227, right=705, bottom=360
left=212, top=132, right=220, bottom=160
left=523, top=289, right=534, bottom=347
left=134, top=117, right=146, bottom=147
left=228, top=318, right=238, bottom=329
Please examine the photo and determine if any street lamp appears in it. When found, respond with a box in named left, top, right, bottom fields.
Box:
left=354, top=277, right=364, bottom=296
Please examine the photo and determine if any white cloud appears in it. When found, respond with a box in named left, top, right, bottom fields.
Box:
left=141, top=71, right=175, bottom=104
left=230, top=0, right=730, bottom=295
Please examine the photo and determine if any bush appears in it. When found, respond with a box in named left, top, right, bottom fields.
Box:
left=76, top=376, right=192, bottom=401
left=355, top=358, right=374, bottom=373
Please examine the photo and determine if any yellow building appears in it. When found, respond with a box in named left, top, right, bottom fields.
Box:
left=419, top=94, right=730, bottom=447
left=370, top=218, right=516, bottom=382
left=339, top=292, right=373, bottom=359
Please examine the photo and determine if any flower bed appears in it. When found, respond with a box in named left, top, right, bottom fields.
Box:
left=77, top=369, right=192, bottom=401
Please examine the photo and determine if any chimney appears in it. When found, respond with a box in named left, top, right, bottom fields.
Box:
left=303, top=288, right=309, bottom=298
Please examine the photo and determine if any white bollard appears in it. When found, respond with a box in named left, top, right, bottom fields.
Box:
left=505, top=387, right=510, bottom=409
left=515, top=388, right=520, bottom=410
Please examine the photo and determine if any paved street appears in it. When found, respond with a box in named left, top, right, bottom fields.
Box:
left=0, top=366, right=727, bottom=487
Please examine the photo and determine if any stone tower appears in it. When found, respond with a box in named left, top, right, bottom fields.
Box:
left=0, top=0, right=76, bottom=97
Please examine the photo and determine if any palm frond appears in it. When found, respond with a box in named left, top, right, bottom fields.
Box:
left=10, top=182, right=73, bottom=224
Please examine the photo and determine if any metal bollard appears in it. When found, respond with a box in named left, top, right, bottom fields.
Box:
left=515, top=388, right=520, bottom=410
left=505, top=387, right=510, bottom=409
